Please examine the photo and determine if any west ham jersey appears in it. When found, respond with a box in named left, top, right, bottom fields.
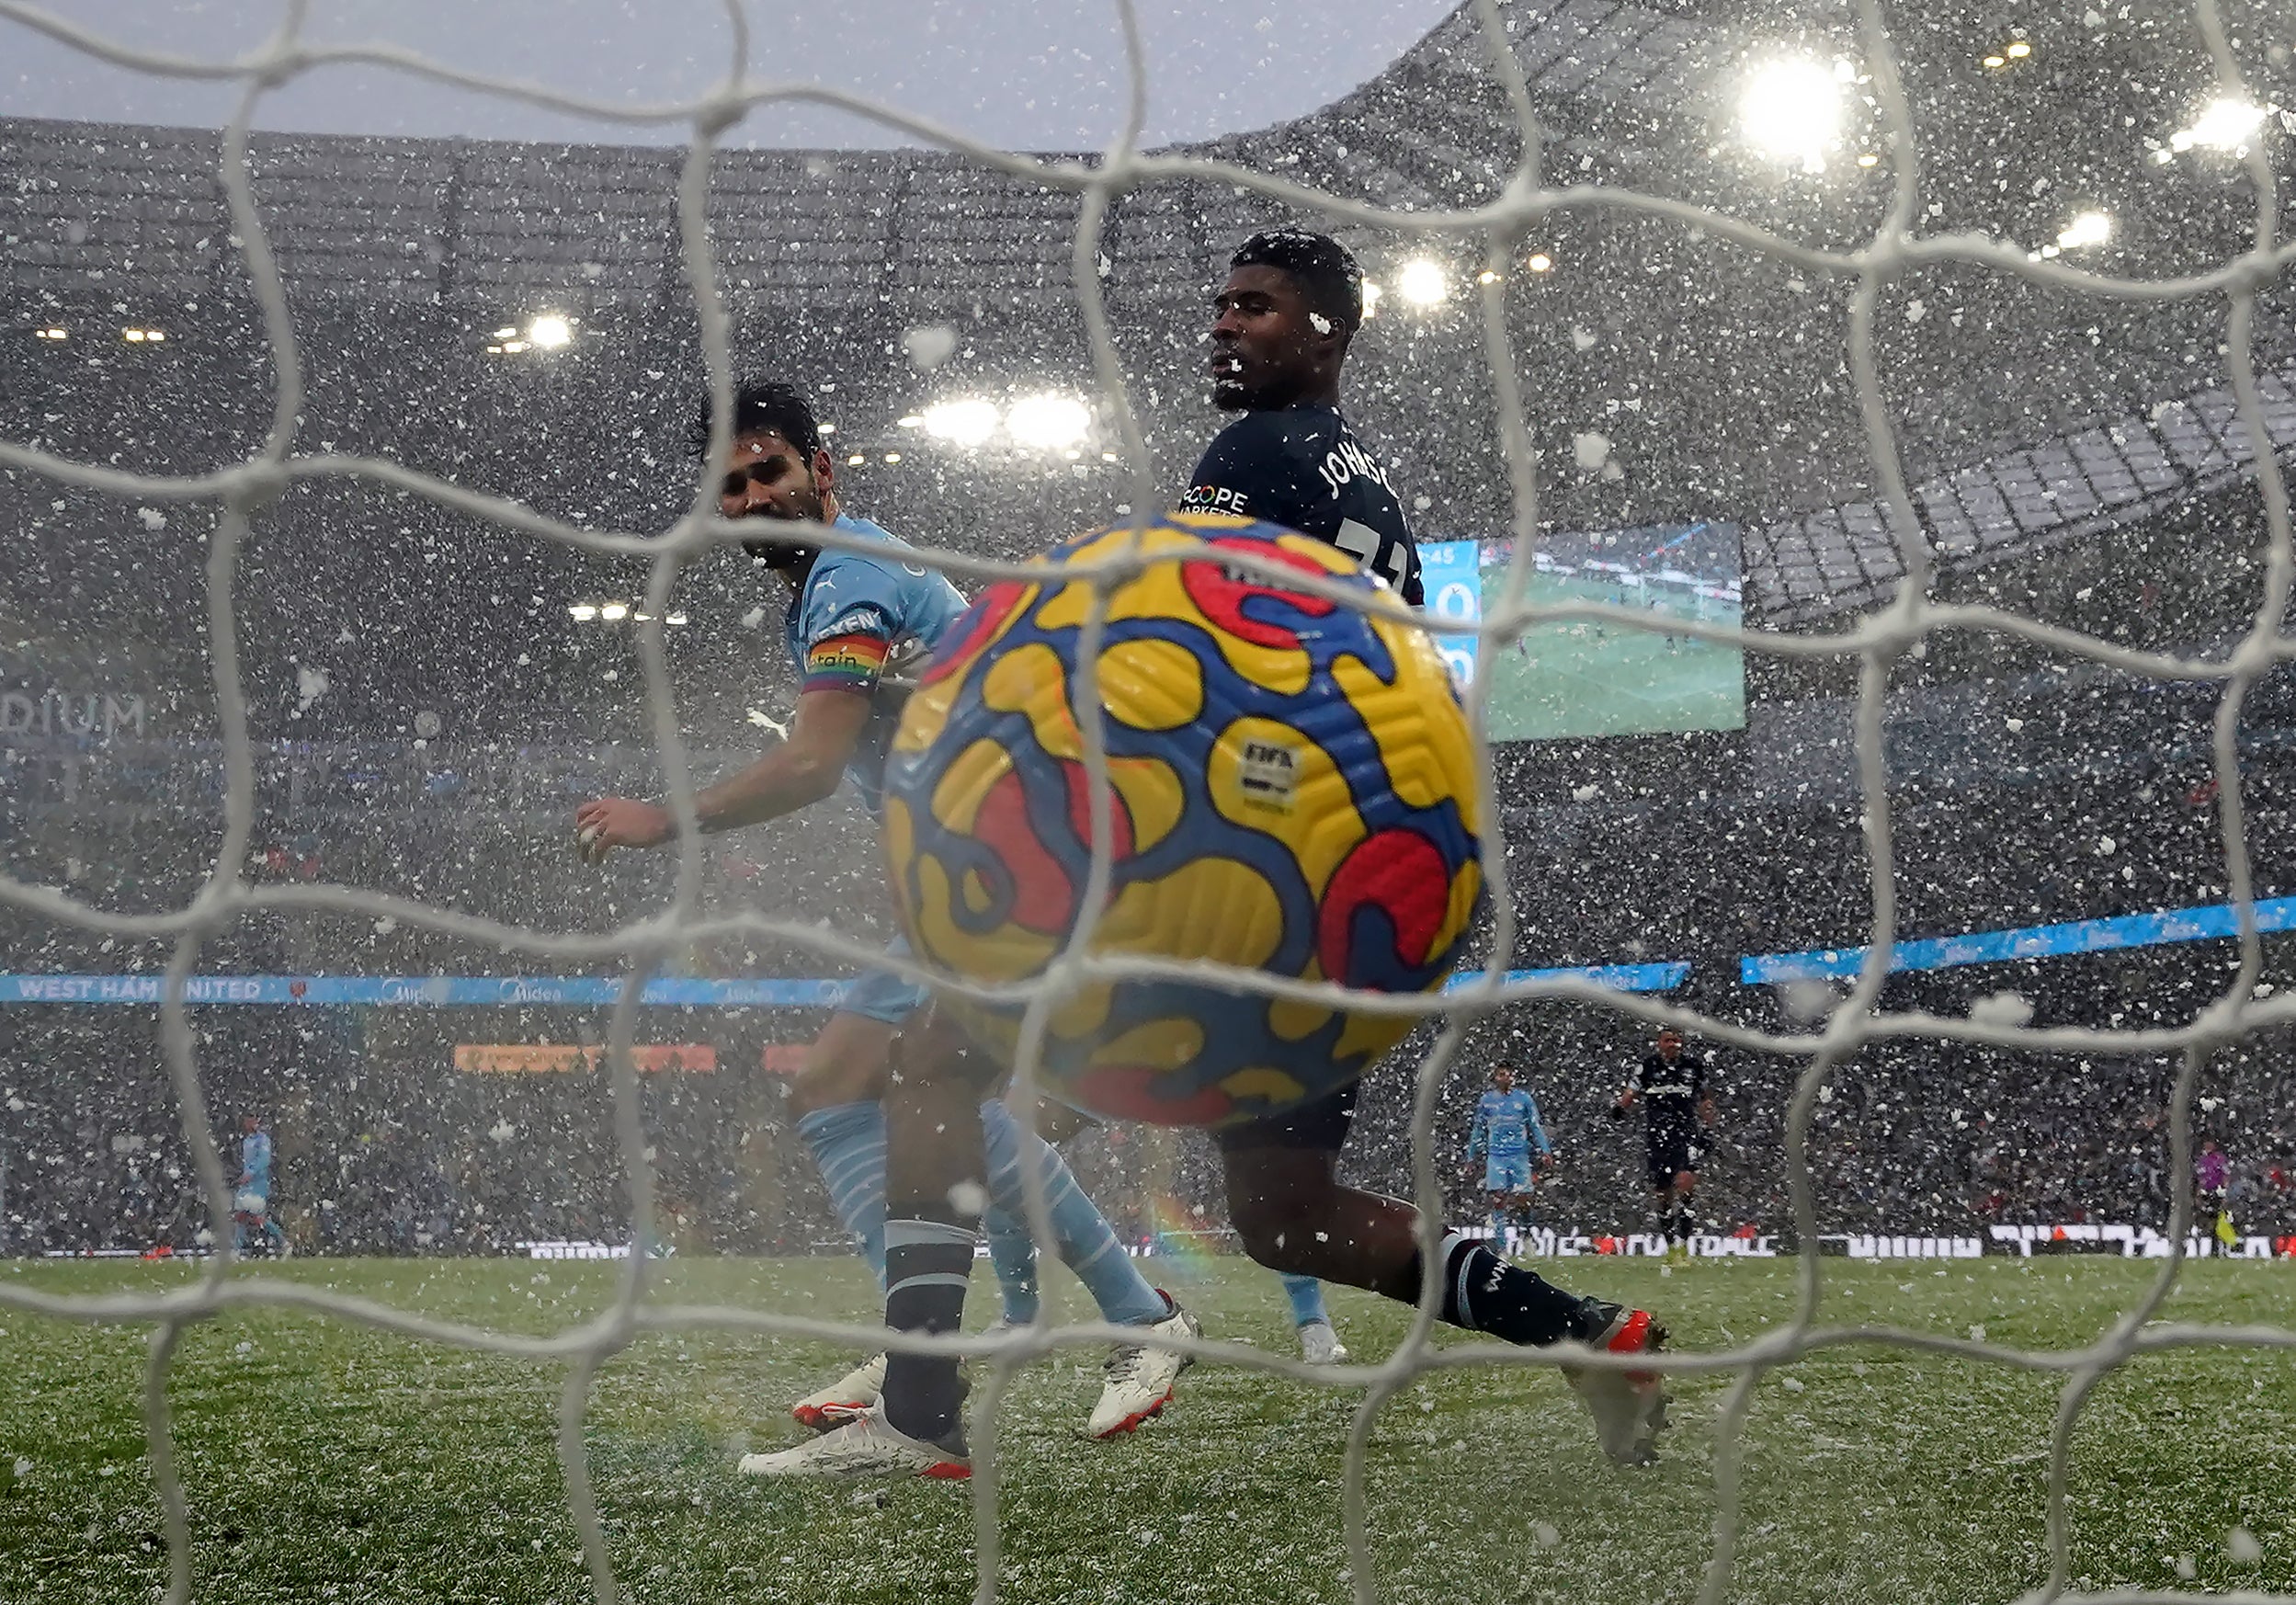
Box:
left=1180, top=404, right=1423, bottom=606
left=1635, top=1052, right=1710, bottom=1129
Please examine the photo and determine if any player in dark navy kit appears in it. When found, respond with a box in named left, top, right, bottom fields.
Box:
left=844, top=235, right=1672, bottom=1478
left=1181, top=229, right=1423, bottom=607
left=1177, top=230, right=1667, bottom=1463
left=1611, top=1029, right=1717, bottom=1262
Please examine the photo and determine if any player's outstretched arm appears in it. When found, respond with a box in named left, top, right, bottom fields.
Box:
left=573, top=687, right=873, bottom=860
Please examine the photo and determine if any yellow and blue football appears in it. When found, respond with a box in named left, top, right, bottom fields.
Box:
left=881, top=514, right=1483, bottom=1128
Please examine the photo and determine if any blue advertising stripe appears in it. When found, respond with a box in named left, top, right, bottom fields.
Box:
left=1740, top=895, right=2296, bottom=985
left=0, top=963, right=1689, bottom=1007
left=0, top=974, right=848, bottom=1007
left=1445, top=962, right=1689, bottom=994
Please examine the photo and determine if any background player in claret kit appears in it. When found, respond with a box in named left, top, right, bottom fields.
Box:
left=1611, top=1029, right=1716, bottom=1262
left=770, top=236, right=1671, bottom=1483
left=1464, top=1064, right=1552, bottom=1259
left=570, top=380, right=1199, bottom=1450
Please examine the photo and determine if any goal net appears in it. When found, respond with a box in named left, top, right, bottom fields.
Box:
left=2, top=0, right=2293, bottom=1601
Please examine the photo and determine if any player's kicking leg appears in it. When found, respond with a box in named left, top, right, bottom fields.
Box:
left=747, top=1014, right=1199, bottom=1479
left=1221, top=1089, right=1667, bottom=1467
left=781, top=968, right=1192, bottom=1440
left=745, top=1015, right=996, bottom=1479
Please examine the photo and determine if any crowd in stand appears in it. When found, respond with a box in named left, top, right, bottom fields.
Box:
left=6, top=992, right=2293, bottom=1258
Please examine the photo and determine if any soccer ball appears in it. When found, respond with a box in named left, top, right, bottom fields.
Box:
left=881, top=513, right=1483, bottom=1128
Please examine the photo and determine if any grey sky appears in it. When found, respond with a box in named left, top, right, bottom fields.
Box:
left=2, top=0, right=1452, bottom=150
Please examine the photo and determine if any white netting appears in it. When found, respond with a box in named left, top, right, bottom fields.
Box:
left=2, top=1, right=2294, bottom=1602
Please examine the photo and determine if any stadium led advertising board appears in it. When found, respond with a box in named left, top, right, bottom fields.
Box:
left=1422, top=526, right=1747, bottom=741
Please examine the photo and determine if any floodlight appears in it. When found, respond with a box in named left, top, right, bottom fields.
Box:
left=568, top=604, right=598, bottom=621
left=1396, top=259, right=1449, bottom=306
left=1526, top=253, right=1553, bottom=273
left=665, top=612, right=688, bottom=626
left=884, top=452, right=903, bottom=463
left=34, top=326, right=66, bottom=340
left=492, top=326, right=518, bottom=339
left=1006, top=392, right=1092, bottom=450
left=528, top=313, right=573, bottom=349
left=1858, top=153, right=1881, bottom=167
left=818, top=422, right=835, bottom=435
left=144, top=329, right=165, bottom=342
left=1742, top=58, right=1841, bottom=171
left=921, top=398, right=999, bottom=447
left=122, top=328, right=145, bottom=342
left=500, top=340, right=529, bottom=354
left=598, top=602, right=630, bottom=621
left=2174, top=97, right=2268, bottom=152
left=1477, top=268, right=1502, bottom=285
left=847, top=453, right=866, bottom=465
left=896, top=414, right=926, bottom=428
left=1360, top=280, right=1383, bottom=319
left=1983, top=54, right=2006, bottom=69
left=2056, top=211, right=2112, bottom=250
left=2006, top=40, right=2031, bottom=58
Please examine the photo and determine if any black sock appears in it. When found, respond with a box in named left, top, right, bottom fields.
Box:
left=1416, top=1230, right=1593, bottom=1347
left=882, top=1215, right=978, bottom=1446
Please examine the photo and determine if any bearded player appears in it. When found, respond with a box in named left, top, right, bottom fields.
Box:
left=572, top=380, right=1198, bottom=1445
left=749, top=235, right=1668, bottom=1481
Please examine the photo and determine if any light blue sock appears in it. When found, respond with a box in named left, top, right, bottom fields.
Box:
left=983, top=1208, right=1042, bottom=1325
left=1280, top=1272, right=1329, bottom=1329
left=980, top=1100, right=1167, bottom=1328
left=795, top=1101, right=888, bottom=1287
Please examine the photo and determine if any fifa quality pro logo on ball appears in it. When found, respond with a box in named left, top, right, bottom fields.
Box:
left=881, top=514, right=1484, bottom=1128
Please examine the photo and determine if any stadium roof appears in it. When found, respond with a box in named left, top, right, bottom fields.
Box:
left=4, top=0, right=2293, bottom=626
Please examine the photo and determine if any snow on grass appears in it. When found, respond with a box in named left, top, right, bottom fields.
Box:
left=0, top=1258, right=2290, bottom=1602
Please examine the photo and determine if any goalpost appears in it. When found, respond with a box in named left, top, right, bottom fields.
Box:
left=1, top=1, right=2293, bottom=1603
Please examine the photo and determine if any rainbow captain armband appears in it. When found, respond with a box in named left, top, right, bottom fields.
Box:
left=803, top=629, right=892, bottom=695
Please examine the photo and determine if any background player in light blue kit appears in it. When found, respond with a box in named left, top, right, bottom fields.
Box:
left=1463, top=1064, right=1550, bottom=1259
left=233, top=1113, right=284, bottom=1257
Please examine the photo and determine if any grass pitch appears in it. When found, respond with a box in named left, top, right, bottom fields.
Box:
left=2, top=1256, right=2291, bottom=1603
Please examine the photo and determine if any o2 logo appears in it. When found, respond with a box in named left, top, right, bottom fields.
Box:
left=1432, top=580, right=1478, bottom=623
left=1439, top=644, right=1476, bottom=691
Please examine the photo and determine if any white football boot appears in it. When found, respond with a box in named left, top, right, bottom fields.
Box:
left=1297, top=1319, right=1350, bottom=1365
left=1085, top=1296, right=1200, bottom=1438
left=1560, top=1303, right=1669, bottom=1466
left=790, top=1352, right=886, bottom=1433
left=739, top=1406, right=969, bottom=1481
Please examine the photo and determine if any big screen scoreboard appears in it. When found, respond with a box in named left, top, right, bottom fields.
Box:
left=1422, top=523, right=1745, bottom=741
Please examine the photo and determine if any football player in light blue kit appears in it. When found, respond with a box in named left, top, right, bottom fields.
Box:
left=573, top=380, right=1199, bottom=1448
left=232, top=1114, right=285, bottom=1257
left=1464, top=1064, right=1551, bottom=1259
